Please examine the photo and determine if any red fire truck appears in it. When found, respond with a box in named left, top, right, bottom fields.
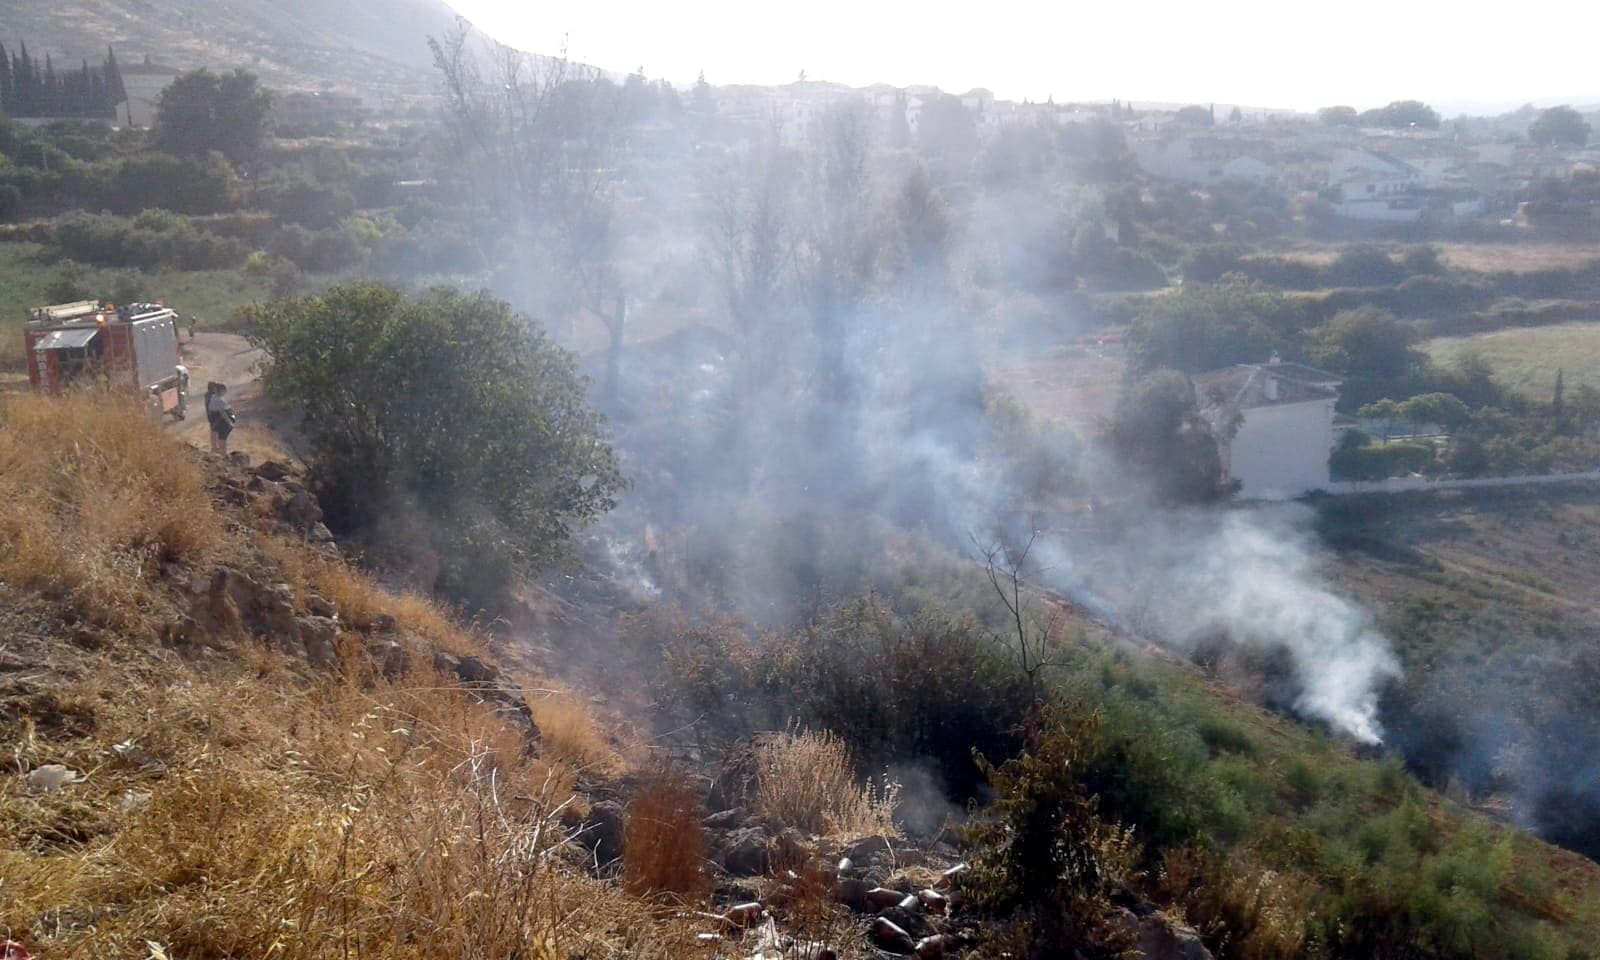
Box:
left=24, top=300, right=189, bottom=419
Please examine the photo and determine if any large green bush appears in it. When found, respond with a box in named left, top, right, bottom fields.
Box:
left=244, top=283, right=625, bottom=607
left=1125, top=278, right=1303, bottom=374
left=51, top=210, right=248, bottom=270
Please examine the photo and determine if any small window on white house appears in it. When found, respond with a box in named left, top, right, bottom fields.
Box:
left=1367, top=183, right=1375, bottom=193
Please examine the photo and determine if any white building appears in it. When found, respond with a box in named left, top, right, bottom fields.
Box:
left=1195, top=361, right=1343, bottom=500
left=1132, top=132, right=1278, bottom=185
left=1329, top=149, right=1423, bottom=221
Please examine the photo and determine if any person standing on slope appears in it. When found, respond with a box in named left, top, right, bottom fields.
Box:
left=205, top=381, right=236, bottom=455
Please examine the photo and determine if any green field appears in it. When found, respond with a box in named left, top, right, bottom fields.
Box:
left=0, top=241, right=275, bottom=372
left=1424, top=321, right=1600, bottom=400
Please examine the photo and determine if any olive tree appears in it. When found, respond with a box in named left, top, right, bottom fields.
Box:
left=245, top=282, right=624, bottom=605
left=153, top=68, right=273, bottom=164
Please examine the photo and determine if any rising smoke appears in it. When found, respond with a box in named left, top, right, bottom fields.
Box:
left=428, top=40, right=1404, bottom=745
left=589, top=277, right=1402, bottom=744
left=1039, top=507, right=1400, bottom=743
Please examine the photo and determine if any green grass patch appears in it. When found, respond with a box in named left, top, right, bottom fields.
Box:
left=1424, top=321, right=1600, bottom=400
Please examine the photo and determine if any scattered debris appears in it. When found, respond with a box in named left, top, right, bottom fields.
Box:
left=869, top=916, right=917, bottom=954
left=934, top=863, right=968, bottom=889
left=721, top=901, right=765, bottom=929
left=26, top=763, right=83, bottom=793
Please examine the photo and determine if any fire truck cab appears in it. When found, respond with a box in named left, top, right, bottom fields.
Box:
left=24, top=300, right=189, bottom=419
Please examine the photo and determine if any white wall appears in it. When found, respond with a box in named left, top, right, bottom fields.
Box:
left=1323, top=470, right=1600, bottom=496
left=1226, top=398, right=1336, bottom=500
left=1334, top=198, right=1424, bottom=222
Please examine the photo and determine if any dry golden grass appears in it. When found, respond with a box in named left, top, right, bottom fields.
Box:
left=0, top=656, right=707, bottom=959
left=752, top=727, right=899, bottom=840
left=529, top=689, right=621, bottom=775
left=1434, top=242, right=1600, bottom=274
left=622, top=761, right=710, bottom=902
left=1156, top=847, right=1310, bottom=960
left=0, top=391, right=697, bottom=959
left=0, top=391, right=228, bottom=631
left=255, top=534, right=490, bottom=659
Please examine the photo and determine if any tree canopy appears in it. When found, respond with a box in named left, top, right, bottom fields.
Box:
left=0, top=42, right=126, bottom=119
left=1306, top=306, right=1425, bottom=410
left=244, top=283, right=625, bottom=606
left=1106, top=369, right=1229, bottom=503
left=1529, top=106, right=1592, bottom=147
left=154, top=68, right=273, bottom=164
left=1125, top=278, right=1299, bottom=374
left=1317, top=106, right=1359, bottom=126
left=1358, top=100, right=1441, bottom=129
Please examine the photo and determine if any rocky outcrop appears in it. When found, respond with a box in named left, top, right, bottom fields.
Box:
left=432, top=651, right=542, bottom=743
left=170, top=455, right=541, bottom=748
left=1113, top=908, right=1215, bottom=960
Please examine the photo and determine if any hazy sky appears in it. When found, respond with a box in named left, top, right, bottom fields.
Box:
left=441, top=0, right=1598, bottom=114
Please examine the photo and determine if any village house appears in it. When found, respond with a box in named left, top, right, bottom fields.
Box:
left=1195, top=360, right=1343, bottom=500
left=1328, top=149, right=1423, bottom=221
left=1131, top=131, right=1279, bottom=185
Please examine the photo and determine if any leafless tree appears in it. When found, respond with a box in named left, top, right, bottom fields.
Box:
left=975, top=530, right=1065, bottom=704
left=430, top=20, right=625, bottom=342
left=796, top=102, right=880, bottom=397
left=699, top=128, right=798, bottom=392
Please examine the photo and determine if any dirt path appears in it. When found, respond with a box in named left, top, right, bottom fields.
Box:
left=174, top=331, right=296, bottom=462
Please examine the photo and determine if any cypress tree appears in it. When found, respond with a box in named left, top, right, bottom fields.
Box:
left=16, top=41, right=33, bottom=115
left=105, top=46, right=127, bottom=120
left=0, top=44, right=12, bottom=114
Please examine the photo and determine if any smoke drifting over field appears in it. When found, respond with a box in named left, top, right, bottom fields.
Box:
left=590, top=299, right=1401, bottom=744
left=1043, top=508, right=1400, bottom=743
left=426, top=41, right=1402, bottom=744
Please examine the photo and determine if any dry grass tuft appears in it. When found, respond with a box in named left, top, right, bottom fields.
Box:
left=529, top=689, right=619, bottom=775
left=622, top=760, right=710, bottom=902
left=255, top=534, right=492, bottom=660
left=753, top=726, right=899, bottom=840
left=1157, top=847, right=1310, bottom=960
left=0, top=391, right=227, bottom=630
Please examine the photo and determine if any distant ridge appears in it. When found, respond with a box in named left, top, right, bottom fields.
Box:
left=0, top=0, right=467, bottom=100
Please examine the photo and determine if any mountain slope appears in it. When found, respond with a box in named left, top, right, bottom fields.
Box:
left=0, top=0, right=465, bottom=95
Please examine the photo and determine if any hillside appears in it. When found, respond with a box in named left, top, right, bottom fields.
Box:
left=0, top=0, right=463, bottom=97
left=6, top=392, right=1600, bottom=958
left=1318, top=485, right=1600, bottom=856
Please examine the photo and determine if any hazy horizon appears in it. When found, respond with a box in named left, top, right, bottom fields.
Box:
left=442, top=0, right=1600, bottom=115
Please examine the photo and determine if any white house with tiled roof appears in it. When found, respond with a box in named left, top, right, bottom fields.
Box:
left=1195, top=360, right=1343, bottom=500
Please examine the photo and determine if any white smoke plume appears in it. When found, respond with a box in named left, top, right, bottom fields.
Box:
left=1038, top=504, right=1400, bottom=743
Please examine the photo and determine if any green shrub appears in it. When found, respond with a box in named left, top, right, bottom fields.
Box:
left=107, top=152, right=235, bottom=215
left=1330, top=441, right=1437, bottom=481
left=267, top=224, right=367, bottom=273
left=962, top=709, right=1139, bottom=960
left=253, top=175, right=357, bottom=229
left=1197, top=716, right=1259, bottom=756
left=1179, top=242, right=1245, bottom=284
left=243, top=283, right=624, bottom=609
left=1326, top=244, right=1407, bottom=287
left=51, top=210, right=249, bottom=270
left=770, top=597, right=1033, bottom=803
